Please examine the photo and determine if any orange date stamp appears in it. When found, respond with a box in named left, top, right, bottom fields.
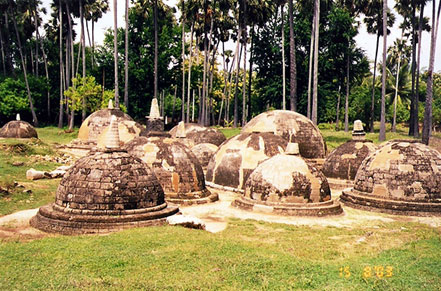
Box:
left=339, top=266, right=394, bottom=279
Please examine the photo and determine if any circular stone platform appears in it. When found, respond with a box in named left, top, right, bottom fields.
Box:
left=206, top=132, right=288, bottom=191
left=340, top=140, right=441, bottom=216
left=241, top=110, right=326, bottom=158
left=125, top=134, right=218, bottom=205
left=169, top=123, right=226, bottom=146
left=232, top=144, right=342, bottom=216
left=0, top=120, right=38, bottom=138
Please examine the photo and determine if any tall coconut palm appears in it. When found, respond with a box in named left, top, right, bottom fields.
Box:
left=422, top=0, right=441, bottom=144
left=58, top=0, right=64, bottom=128
left=124, top=0, right=129, bottom=110
left=113, top=0, right=119, bottom=106
left=311, top=0, right=319, bottom=125
left=288, top=0, right=297, bottom=111
left=379, top=0, right=388, bottom=141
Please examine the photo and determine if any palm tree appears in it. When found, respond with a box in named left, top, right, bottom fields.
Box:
left=154, top=0, right=158, bottom=101
left=288, top=0, right=297, bottom=111
left=113, top=0, right=119, bottom=106
left=58, top=0, right=64, bottom=128
left=422, top=0, right=441, bottom=144
left=379, top=0, right=388, bottom=141
left=124, top=0, right=129, bottom=110
left=311, top=0, right=319, bottom=125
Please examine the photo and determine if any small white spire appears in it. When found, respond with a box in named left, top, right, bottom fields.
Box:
left=149, top=98, right=161, bottom=118
left=175, top=121, right=186, bottom=138
left=108, top=99, right=114, bottom=109
left=16, top=114, right=21, bottom=121
left=105, top=115, right=120, bottom=149
left=285, top=142, right=300, bottom=155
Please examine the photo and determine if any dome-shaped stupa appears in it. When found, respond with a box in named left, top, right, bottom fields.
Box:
left=322, top=120, right=377, bottom=189
left=241, top=110, right=326, bottom=158
left=206, top=132, right=288, bottom=191
left=30, top=116, right=178, bottom=234
left=233, top=143, right=342, bottom=216
left=190, top=143, right=219, bottom=170
left=169, top=122, right=226, bottom=147
left=125, top=132, right=218, bottom=205
left=341, top=140, right=441, bottom=216
left=0, top=114, right=38, bottom=138
left=78, top=100, right=146, bottom=146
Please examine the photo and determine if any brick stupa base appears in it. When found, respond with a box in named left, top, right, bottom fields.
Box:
left=340, top=189, right=441, bottom=217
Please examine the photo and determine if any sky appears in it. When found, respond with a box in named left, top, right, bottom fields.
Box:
left=40, top=0, right=441, bottom=72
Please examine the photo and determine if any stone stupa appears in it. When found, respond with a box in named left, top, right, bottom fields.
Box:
left=232, top=143, right=343, bottom=216
left=30, top=116, right=178, bottom=234
left=0, top=114, right=38, bottom=138
left=322, top=120, right=377, bottom=189
left=146, top=98, right=164, bottom=132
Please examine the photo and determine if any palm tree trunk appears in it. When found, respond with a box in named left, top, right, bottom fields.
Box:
left=369, top=32, right=380, bottom=133
left=242, top=0, right=248, bottom=125
left=281, top=4, right=286, bottom=110
left=92, top=20, right=95, bottom=67
left=379, top=0, right=388, bottom=141
left=422, top=0, right=441, bottom=145
left=344, top=53, right=350, bottom=132
left=124, top=0, right=129, bottom=110
left=58, top=1, right=64, bottom=128
left=307, top=13, right=314, bottom=119
left=113, top=0, right=119, bottom=107
left=11, top=9, right=38, bottom=126
left=172, top=86, right=177, bottom=121
left=336, top=84, right=341, bottom=130
left=33, top=9, right=39, bottom=78
left=0, top=27, right=5, bottom=75
left=392, top=29, right=405, bottom=133
left=414, top=3, right=425, bottom=138
left=311, top=0, right=320, bottom=125
left=409, top=3, right=417, bottom=136
left=181, top=10, right=186, bottom=122
left=153, top=0, right=158, bottom=101
left=288, top=0, right=297, bottom=111
left=81, top=0, right=87, bottom=121
left=36, top=29, right=50, bottom=120
left=186, top=23, right=194, bottom=123
left=233, top=23, right=242, bottom=128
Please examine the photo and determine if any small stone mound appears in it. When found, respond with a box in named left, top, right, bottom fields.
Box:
left=232, top=143, right=342, bottom=216
left=242, top=110, right=326, bottom=158
left=0, top=120, right=38, bottom=139
left=206, top=132, right=287, bottom=190
left=322, top=121, right=377, bottom=189
left=125, top=134, right=218, bottom=205
left=341, top=140, right=441, bottom=216
left=169, top=123, right=226, bottom=146
left=30, top=117, right=178, bottom=234
left=191, top=143, right=218, bottom=169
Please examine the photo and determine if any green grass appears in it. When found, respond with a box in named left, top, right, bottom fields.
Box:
left=0, top=220, right=440, bottom=290
left=36, top=126, right=79, bottom=145
left=218, top=127, right=241, bottom=139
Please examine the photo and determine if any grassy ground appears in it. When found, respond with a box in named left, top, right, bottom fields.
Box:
left=1, top=124, right=440, bottom=290
left=0, top=219, right=440, bottom=289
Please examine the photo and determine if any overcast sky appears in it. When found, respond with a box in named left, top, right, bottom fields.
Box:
left=40, top=0, right=441, bottom=72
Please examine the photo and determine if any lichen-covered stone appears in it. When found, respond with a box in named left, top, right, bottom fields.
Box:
left=125, top=135, right=218, bottom=205
left=169, top=123, right=226, bottom=146
left=341, top=140, right=441, bottom=216
left=30, top=149, right=178, bottom=234
left=241, top=110, right=326, bottom=158
left=78, top=108, right=146, bottom=145
left=206, top=132, right=287, bottom=190
left=191, top=143, right=218, bottom=169
left=0, top=120, right=38, bottom=138
left=322, top=140, right=377, bottom=181
left=232, top=149, right=342, bottom=216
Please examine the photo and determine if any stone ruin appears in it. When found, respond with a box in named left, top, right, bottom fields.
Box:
left=0, top=114, right=38, bottom=139
left=124, top=132, right=218, bottom=205
left=232, top=143, right=342, bottom=216
left=169, top=122, right=226, bottom=147
left=206, top=132, right=288, bottom=191
left=241, top=110, right=327, bottom=159
left=30, top=116, right=179, bottom=234
left=64, top=100, right=146, bottom=156
left=191, top=143, right=219, bottom=170
left=322, top=120, right=377, bottom=189
left=146, top=98, right=164, bottom=132
left=341, top=140, right=441, bottom=216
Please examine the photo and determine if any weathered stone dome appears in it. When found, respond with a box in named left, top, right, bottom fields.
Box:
left=322, top=122, right=377, bottom=188
left=191, top=143, right=219, bottom=169
left=341, top=140, right=441, bottom=216
left=233, top=144, right=342, bottom=216
left=206, top=132, right=288, bottom=190
left=30, top=117, right=178, bottom=234
left=125, top=134, right=218, bottom=205
left=78, top=108, right=146, bottom=145
left=169, top=123, right=226, bottom=146
left=0, top=120, right=38, bottom=138
left=241, top=110, right=326, bottom=158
